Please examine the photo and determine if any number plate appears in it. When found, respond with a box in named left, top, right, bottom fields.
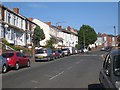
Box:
left=38, top=56, right=43, bottom=58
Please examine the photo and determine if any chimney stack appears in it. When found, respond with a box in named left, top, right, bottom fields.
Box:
left=28, top=18, right=33, bottom=21
left=67, top=26, right=71, bottom=31
left=13, top=8, right=19, bottom=14
left=58, top=26, right=62, bottom=29
left=45, top=22, right=51, bottom=26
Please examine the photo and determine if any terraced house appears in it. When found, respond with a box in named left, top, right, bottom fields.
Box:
left=33, top=19, right=78, bottom=48
left=0, top=5, right=36, bottom=46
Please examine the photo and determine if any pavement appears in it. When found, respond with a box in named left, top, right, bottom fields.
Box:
left=2, top=50, right=105, bottom=88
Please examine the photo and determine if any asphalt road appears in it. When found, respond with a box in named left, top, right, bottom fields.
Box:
left=2, top=51, right=106, bottom=89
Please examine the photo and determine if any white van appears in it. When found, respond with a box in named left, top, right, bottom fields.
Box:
left=67, top=47, right=75, bottom=55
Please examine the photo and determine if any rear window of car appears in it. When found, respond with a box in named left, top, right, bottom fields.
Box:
left=35, top=49, right=46, bottom=54
left=62, top=49, right=68, bottom=51
left=2, top=53, right=14, bottom=58
left=58, top=50, right=61, bottom=53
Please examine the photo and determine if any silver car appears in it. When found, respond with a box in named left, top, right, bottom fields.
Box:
left=99, top=49, right=120, bottom=89
left=0, top=55, right=8, bottom=73
left=35, top=48, right=54, bottom=61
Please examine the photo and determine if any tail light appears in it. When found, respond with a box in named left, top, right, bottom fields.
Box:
left=53, top=53, right=55, bottom=55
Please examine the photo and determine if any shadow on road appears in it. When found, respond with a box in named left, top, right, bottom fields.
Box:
left=88, top=83, right=104, bottom=90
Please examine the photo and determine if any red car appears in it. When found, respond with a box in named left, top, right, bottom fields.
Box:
left=52, top=50, right=60, bottom=59
left=2, top=51, right=30, bottom=70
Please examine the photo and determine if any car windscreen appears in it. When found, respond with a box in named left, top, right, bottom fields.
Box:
left=114, top=55, right=120, bottom=76
left=58, top=50, right=62, bottom=53
left=2, top=53, right=14, bottom=58
left=35, top=49, right=46, bottom=54
left=62, top=49, right=68, bottom=51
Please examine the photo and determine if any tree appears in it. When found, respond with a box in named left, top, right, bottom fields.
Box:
left=75, top=44, right=81, bottom=49
left=45, top=37, right=57, bottom=49
left=32, top=25, right=45, bottom=47
left=78, top=25, right=97, bottom=47
left=117, top=35, right=120, bottom=43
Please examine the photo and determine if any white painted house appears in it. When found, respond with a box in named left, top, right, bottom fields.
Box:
left=33, top=19, right=51, bottom=46
left=33, top=18, right=78, bottom=48
left=0, top=5, right=36, bottom=47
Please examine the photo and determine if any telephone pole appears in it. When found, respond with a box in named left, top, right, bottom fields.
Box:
left=114, top=26, right=116, bottom=47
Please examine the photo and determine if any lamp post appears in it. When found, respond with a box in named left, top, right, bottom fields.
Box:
left=114, top=26, right=116, bottom=47
left=55, top=21, right=66, bottom=37
left=55, top=21, right=66, bottom=48
left=83, top=29, right=86, bottom=49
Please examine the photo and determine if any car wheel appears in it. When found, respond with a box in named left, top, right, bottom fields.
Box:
left=15, top=63, right=19, bottom=70
left=27, top=60, right=30, bottom=67
left=2, top=65, right=7, bottom=73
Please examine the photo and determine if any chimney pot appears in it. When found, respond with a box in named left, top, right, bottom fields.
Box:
left=13, top=8, right=19, bottom=14
left=45, top=22, right=51, bottom=26
left=28, top=18, right=33, bottom=21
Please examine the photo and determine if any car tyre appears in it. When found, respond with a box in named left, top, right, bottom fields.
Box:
left=2, top=64, right=7, bottom=73
left=15, top=63, right=19, bottom=70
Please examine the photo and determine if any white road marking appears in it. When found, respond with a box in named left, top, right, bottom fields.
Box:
left=49, top=71, right=64, bottom=80
left=31, top=80, right=39, bottom=84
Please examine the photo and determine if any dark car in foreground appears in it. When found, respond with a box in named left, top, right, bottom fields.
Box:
left=99, top=49, right=120, bottom=89
left=2, top=51, right=30, bottom=70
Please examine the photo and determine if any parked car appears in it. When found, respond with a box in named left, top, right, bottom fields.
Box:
left=99, top=49, right=120, bottom=89
left=100, top=47, right=105, bottom=51
left=83, top=48, right=88, bottom=53
left=35, top=48, right=54, bottom=61
left=61, top=48, right=70, bottom=56
left=58, top=50, right=64, bottom=57
left=52, top=50, right=60, bottom=59
left=2, top=51, right=30, bottom=70
left=0, top=55, right=8, bottom=73
left=105, top=46, right=112, bottom=52
left=74, top=48, right=79, bottom=54
left=67, top=47, right=75, bottom=55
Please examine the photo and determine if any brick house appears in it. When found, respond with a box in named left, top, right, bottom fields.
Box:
left=95, top=33, right=118, bottom=47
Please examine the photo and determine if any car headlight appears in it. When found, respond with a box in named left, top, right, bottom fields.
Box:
left=115, top=81, right=120, bottom=90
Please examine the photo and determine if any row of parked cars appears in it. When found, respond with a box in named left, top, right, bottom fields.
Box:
left=35, top=47, right=78, bottom=62
left=0, top=47, right=79, bottom=73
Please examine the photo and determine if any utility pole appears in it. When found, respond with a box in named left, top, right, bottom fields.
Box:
left=83, top=29, right=85, bottom=49
left=114, top=26, right=116, bottom=47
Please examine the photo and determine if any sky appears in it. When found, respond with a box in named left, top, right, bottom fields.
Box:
left=1, top=2, right=118, bottom=35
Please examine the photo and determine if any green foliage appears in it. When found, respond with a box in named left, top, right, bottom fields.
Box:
left=2, top=39, right=32, bottom=56
left=45, top=37, right=56, bottom=49
left=75, top=44, right=81, bottom=49
left=32, top=25, right=45, bottom=47
left=78, top=25, right=97, bottom=46
left=117, top=35, right=120, bottom=43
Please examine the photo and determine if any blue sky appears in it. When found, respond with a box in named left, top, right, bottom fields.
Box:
left=2, top=2, right=118, bottom=35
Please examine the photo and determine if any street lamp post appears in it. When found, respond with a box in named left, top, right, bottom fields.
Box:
left=83, top=29, right=86, bottom=49
left=114, top=26, right=116, bottom=47
left=55, top=21, right=66, bottom=48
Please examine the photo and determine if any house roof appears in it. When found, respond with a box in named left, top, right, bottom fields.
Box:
left=0, top=4, right=37, bottom=26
